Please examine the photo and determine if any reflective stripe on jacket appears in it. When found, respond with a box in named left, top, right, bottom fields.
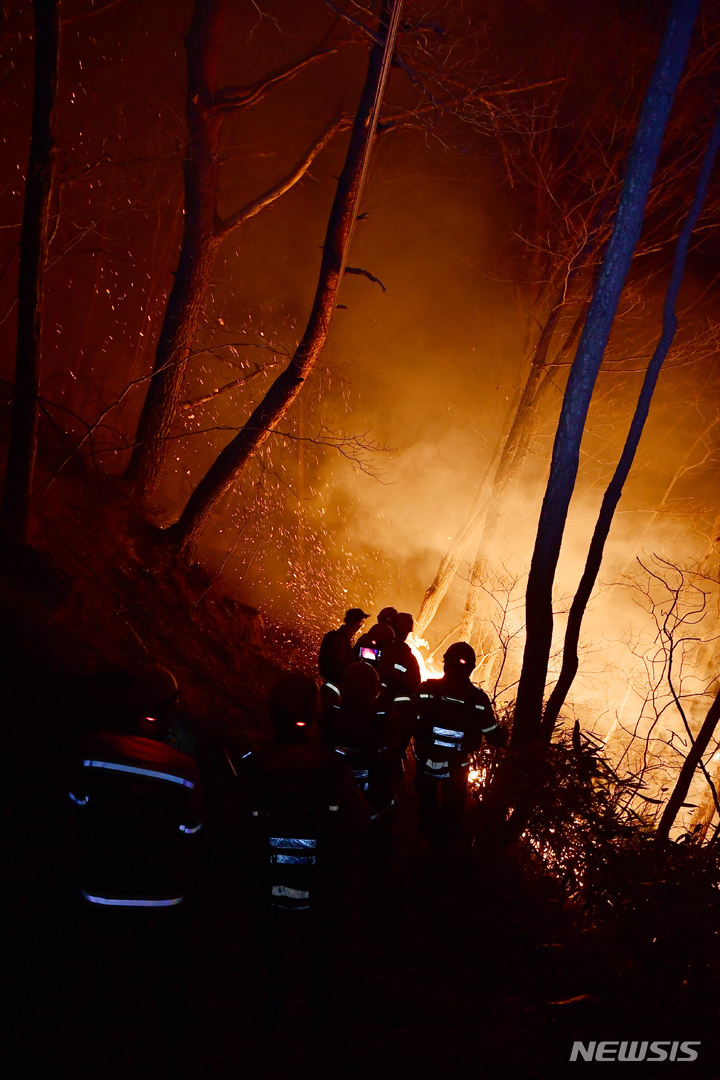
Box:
left=413, top=676, right=499, bottom=778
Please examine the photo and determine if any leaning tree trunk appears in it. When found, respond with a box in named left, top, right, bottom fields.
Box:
left=459, top=298, right=590, bottom=644
left=453, top=231, right=605, bottom=650
left=414, top=453, right=503, bottom=640
left=165, top=0, right=404, bottom=561
left=510, top=0, right=699, bottom=750
left=541, top=104, right=720, bottom=739
left=1, top=0, right=60, bottom=543
left=656, top=687, right=720, bottom=843
left=416, top=293, right=589, bottom=642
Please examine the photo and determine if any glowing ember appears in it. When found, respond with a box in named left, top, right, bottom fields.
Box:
left=468, top=764, right=487, bottom=787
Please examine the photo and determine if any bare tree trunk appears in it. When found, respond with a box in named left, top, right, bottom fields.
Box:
left=165, top=0, right=404, bottom=561
left=511, top=0, right=699, bottom=749
left=124, top=0, right=224, bottom=501
left=125, top=0, right=341, bottom=502
left=656, top=687, right=720, bottom=843
left=541, top=105, right=720, bottom=738
left=1, top=0, right=60, bottom=542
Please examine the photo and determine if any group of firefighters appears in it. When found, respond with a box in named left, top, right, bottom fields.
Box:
left=70, top=605, right=506, bottom=917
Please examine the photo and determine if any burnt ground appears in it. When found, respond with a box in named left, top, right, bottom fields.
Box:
left=3, top=514, right=720, bottom=1080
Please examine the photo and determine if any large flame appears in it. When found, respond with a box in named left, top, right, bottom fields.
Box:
left=408, top=632, right=443, bottom=681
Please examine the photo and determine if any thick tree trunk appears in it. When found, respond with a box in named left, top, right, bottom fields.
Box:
left=511, top=0, right=699, bottom=749
left=656, top=688, right=720, bottom=843
left=541, top=105, right=720, bottom=739
left=165, top=0, right=403, bottom=561
left=1, top=0, right=60, bottom=543
left=124, top=0, right=223, bottom=502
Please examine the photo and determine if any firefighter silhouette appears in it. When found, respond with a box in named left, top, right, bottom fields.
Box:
left=242, top=671, right=367, bottom=913
left=70, top=664, right=202, bottom=908
left=241, top=671, right=368, bottom=1023
left=322, top=662, right=397, bottom=824
left=413, top=643, right=506, bottom=840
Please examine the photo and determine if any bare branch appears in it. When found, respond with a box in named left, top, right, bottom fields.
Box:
left=345, top=265, right=387, bottom=291
left=180, top=361, right=281, bottom=410
left=211, top=48, right=337, bottom=113
left=322, top=1, right=383, bottom=47
left=215, top=114, right=349, bottom=240
left=378, top=78, right=564, bottom=132
left=61, top=0, right=123, bottom=26
left=271, top=425, right=390, bottom=478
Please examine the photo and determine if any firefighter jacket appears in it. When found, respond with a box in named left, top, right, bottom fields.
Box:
left=318, top=625, right=356, bottom=685
left=241, top=738, right=368, bottom=912
left=379, top=639, right=421, bottom=698
left=70, top=730, right=202, bottom=907
left=322, top=703, right=396, bottom=822
left=413, top=675, right=502, bottom=781
left=377, top=641, right=421, bottom=755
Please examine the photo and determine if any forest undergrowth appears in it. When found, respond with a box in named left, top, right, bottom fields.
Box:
left=1, top=468, right=307, bottom=743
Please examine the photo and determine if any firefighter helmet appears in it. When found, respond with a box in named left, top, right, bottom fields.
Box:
left=344, top=607, right=369, bottom=624
left=390, top=612, right=414, bottom=640
left=443, top=642, right=476, bottom=672
left=341, top=661, right=381, bottom=706
left=369, top=623, right=395, bottom=646
left=129, top=663, right=179, bottom=712
left=269, top=671, right=320, bottom=733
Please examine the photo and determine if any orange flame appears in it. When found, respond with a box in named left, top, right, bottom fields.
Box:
left=408, top=633, right=442, bottom=681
